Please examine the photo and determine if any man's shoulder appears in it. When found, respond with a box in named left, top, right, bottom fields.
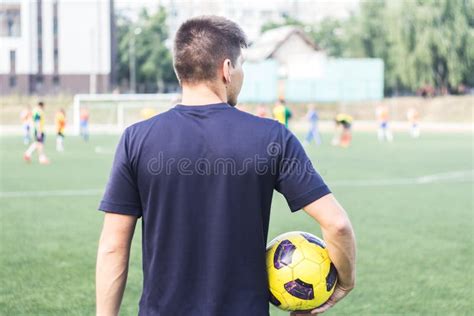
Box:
left=125, top=109, right=175, bottom=134
left=124, top=106, right=284, bottom=140
left=233, top=107, right=280, bottom=128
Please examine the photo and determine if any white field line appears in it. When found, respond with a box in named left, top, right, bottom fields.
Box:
left=0, top=189, right=103, bottom=198
left=330, top=170, right=474, bottom=187
left=0, top=170, right=472, bottom=198
left=94, top=146, right=115, bottom=155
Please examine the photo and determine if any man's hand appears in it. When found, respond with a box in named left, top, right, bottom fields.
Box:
left=289, top=284, right=353, bottom=315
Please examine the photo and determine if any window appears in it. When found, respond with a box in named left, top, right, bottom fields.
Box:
left=37, top=17, right=42, bottom=35
left=53, top=1, right=59, bottom=74
left=53, top=20, right=58, bottom=35
left=0, top=5, right=21, bottom=37
left=37, top=0, right=43, bottom=74
left=53, top=75, right=60, bottom=86
left=53, top=48, right=59, bottom=73
left=37, top=48, right=43, bottom=72
left=9, top=50, right=16, bottom=73
left=9, top=76, right=16, bottom=87
left=53, top=1, right=58, bottom=35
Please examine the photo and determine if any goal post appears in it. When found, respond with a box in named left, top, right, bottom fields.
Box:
left=72, top=93, right=180, bottom=135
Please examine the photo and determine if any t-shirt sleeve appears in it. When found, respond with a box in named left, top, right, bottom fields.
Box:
left=274, top=125, right=331, bottom=212
left=98, top=129, right=143, bottom=217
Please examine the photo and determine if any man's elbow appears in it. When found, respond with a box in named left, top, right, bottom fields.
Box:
left=98, top=240, right=129, bottom=256
left=331, top=218, right=354, bottom=236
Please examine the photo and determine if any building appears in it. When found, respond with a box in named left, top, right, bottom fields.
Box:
left=119, top=0, right=360, bottom=43
left=0, top=0, right=116, bottom=95
left=239, top=25, right=384, bottom=103
left=245, top=26, right=319, bottom=68
left=243, top=25, right=321, bottom=101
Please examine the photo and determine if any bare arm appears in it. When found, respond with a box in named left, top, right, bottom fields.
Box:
left=294, top=193, right=356, bottom=315
left=305, top=194, right=356, bottom=288
left=96, top=213, right=137, bottom=316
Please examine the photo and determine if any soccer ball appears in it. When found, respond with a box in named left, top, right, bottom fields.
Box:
left=266, top=231, right=337, bottom=311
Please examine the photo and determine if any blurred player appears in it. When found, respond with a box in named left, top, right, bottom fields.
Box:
left=332, top=113, right=353, bottom=148
left=20, top=106, right=32, bottom=145
left=140, top=107, right=158, bottom=120
left=24, top=101, right=49, bottom=164
left=376, top=104, right=393, bottom=142
left=80, top=107, right=90, bottom=141
left=256, top=104, right=267, bottom=118
left=55, top=108, right=66, bottom=152
left=407, top=107, right=420, bottom=138
left=273, top=99, right=292, bottom=128
left=304, top=104, right=321, bottom=145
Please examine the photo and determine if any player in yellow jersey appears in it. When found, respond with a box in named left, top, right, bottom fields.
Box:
left=55, top=108, right=66, bottom=152
left=272, top=99, right=292, bottom=128
left=24, top=101, right=49, bottom=164
left=140, top=107, right=158, bottom=120
left=332, top=113, right=353, bottom=148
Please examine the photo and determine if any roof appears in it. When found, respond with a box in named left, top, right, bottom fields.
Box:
left=244, top=25, right=319, bottom=62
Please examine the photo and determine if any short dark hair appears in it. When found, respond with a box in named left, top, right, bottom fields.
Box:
left=173, top=16, right=248, bottom=84
left=38, top=101, right=44, bottom=107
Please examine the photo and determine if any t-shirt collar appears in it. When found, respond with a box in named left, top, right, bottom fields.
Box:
left=174, top=102, right=232, bottom=110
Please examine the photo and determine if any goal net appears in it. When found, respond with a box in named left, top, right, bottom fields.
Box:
left=72, top=93, right=180, bottom=135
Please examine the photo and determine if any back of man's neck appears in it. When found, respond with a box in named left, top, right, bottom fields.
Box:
left=180, top=83, right=227, bottom=106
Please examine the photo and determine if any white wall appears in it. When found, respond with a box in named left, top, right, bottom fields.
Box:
left=272, top=33, right=316, bottom=65
left=42, top=0, right=53, bottom=73
left=57, top=0, right=110, bottom=75
left=0, top=0, right=110, bottom=76
left=0, top=0, right=35, bottom=74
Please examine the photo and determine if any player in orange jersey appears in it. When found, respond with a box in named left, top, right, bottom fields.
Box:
left=407, top=107, right=420, bottom=138
left=376, top=104, right=393, bottom=142
left=55, top=108, right=66, bottom=152
left=80, top=107, right=90, bottom=141
left=256, top=105, right=268, bottom=118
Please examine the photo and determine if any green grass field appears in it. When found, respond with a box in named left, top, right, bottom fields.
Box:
left=1, top=132, right=473, bottom=315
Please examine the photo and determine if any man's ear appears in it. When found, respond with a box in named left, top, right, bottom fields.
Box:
left=223, top=58, right=232, bottom=84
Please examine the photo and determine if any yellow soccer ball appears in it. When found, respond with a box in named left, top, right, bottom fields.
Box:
left=266, top=231, right=337, bottom=311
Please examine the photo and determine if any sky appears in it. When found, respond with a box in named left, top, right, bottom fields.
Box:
left=115, top=0, right=361, bottom=21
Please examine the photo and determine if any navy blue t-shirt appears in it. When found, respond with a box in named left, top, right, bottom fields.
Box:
left=99, top=102, right=330, bottom=316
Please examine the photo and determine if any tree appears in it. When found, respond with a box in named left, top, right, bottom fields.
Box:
left=309, top=18, right=346, bottom=57
left=262, top=1, right=473, bottom=95
left=342, top=0, right=474, bottom=95
left=260, top=16, right=305, bottom=33
left=116, top=6, right=177, bottom=93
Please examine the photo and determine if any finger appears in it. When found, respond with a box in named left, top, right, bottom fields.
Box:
left=311, top=300, right=336, bottom=314
left=291, top=310, right=313, bottom=316
left=312, top=303, right=333, bottom=314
